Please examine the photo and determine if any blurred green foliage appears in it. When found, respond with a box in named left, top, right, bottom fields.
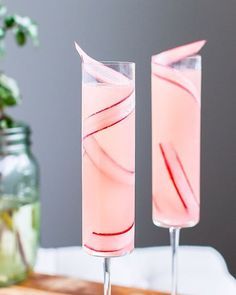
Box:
left=0, top=2, right=38, bottom=120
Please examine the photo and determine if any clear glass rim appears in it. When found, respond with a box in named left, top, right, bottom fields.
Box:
left=181, top=54, right=201, bottom=61
left=152, top=54, right=201, bottom=63
left=171, top=54, right=201, bottom=69
left=82, top=61, right=135, bottom=66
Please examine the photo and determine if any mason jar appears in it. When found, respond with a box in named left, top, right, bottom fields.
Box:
left=0, top=122, right=40, bottom=286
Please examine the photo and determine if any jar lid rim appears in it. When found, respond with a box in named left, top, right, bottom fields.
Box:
left=0, top=122, right=30, bottom=135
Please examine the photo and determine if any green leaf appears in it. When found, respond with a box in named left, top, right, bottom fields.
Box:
left=0, top=115, right=15, bottom=129
left=14, top=15, right=39, bottom=46
left=0, top=74, right=21, bottom=108
left=15, top=29, right=26, bottom=46
left=4, top=16, right=15, bottom=28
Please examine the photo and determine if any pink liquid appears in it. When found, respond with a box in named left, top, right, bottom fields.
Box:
left=82, top=82, right=135, bottom=257
left=152, top=61, right=201, bottom=227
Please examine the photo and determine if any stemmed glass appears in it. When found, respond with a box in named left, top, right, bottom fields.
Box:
left=81, top=58, right=135, bottom=294
left=151, top=41, right=205, bottom=295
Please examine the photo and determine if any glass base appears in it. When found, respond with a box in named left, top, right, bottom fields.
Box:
left=83, top=243, right=134, bottom=258
left=153, top=218, right=198, bottom=229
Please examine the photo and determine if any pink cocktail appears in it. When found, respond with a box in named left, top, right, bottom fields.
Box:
left=152, top=57, right=201, bottom=227
left=76, top=42, right=135, bottom=294
left=151, top=41, right=206, bottom=295
left=82, top=76, right=135, bottom=257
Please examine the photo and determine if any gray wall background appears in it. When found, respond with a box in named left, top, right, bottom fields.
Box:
left=3, top=1, right=236, bottom=274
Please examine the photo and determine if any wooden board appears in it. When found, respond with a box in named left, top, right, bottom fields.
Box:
left=0, top=274, right=169, bottom=295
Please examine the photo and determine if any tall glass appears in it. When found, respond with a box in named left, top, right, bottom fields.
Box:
left=82, top=61, right=135, bottom=295
left=152, top=55, right=201, bottom=294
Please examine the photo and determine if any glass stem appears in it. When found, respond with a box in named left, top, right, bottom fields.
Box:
left=169, top=227, right=180, bottom=295
left=104, top=257, right=111, bottom=295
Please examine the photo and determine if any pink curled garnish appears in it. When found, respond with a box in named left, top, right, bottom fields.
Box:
left=152, top=40, right=206, bottom=66
left=159, top=144, right=187, bottom=209
left=152, top=40, right=206, bottom=105
left=75, top=43, right=135, bottom=183
left=174, top=149, right=199, bottom=205
left=75, top=42, right=130, bottom=84
left=85, top=222, right=134, bottom=253
left=83, top=89, right=135, bottom=140
left=83, top=136, right=134, bottom=185
left=159, top=143, right=199, bottom=214
left=93, top=222, right=134, bottom=236
left=84, top=244, right=125, bottom=253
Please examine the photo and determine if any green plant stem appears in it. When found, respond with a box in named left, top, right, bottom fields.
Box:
left=16, top=230, right=30, bottom=272
left=0, top=107, right=4, bottom=119
left=0, top=213, right=30, bottom=272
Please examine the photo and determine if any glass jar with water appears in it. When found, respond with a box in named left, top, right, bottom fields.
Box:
left=0, top=123, right=40, bottom=286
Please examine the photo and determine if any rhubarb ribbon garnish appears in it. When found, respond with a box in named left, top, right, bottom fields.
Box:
left=159, top=143, right=199, bottom=216
left=75, top=42, right=135, bottom=185
left=83, top=137, right=134, bottom=185
left=152, top=40, right=206, bottom=66
left=152, top=40, right=206, bottom=105
left=83, top=91, right=135, bottom=140
left=75, top=42, right=130, bottom=84
left=84, top=244, right=127, bottom=253
left=93, top=222, right=134, bottom=236
left=85, top=222, right=134, bottom=253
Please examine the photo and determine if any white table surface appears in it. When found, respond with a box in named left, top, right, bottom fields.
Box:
left=35, top=246, right=236, bottom=295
